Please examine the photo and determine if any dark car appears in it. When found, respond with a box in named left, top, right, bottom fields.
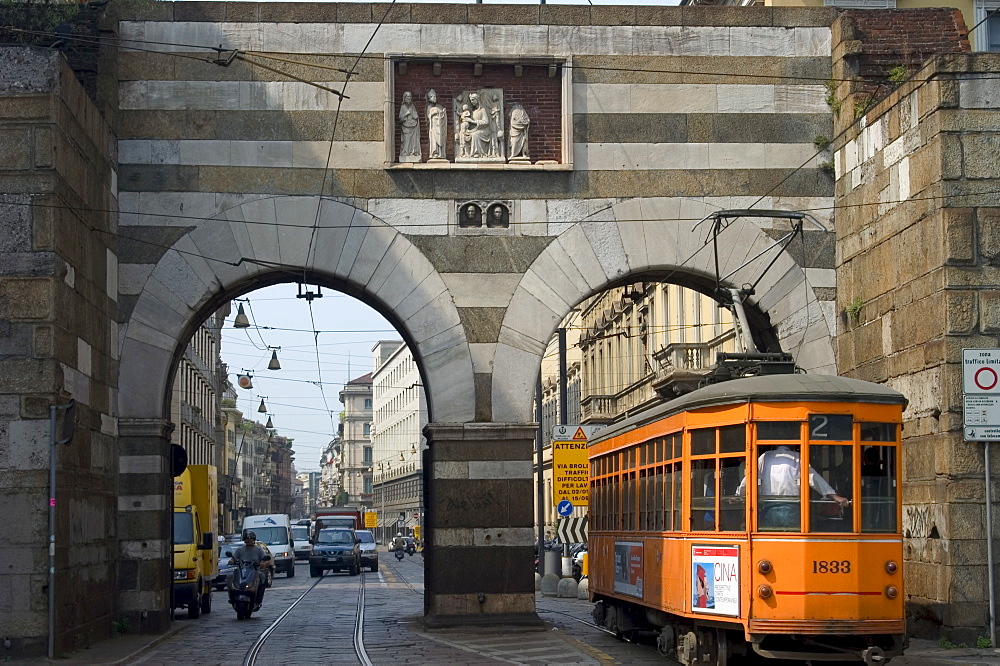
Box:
left=355, top=529, right=378, bottom=572
left=220, top=538, right=276, bottom=588
left=213, top=543, right=237, bottom=590
left=309, top=528, right=361, bottom=577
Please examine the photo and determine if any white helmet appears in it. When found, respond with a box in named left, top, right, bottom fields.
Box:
left=396, top=532, right=402, bottom=537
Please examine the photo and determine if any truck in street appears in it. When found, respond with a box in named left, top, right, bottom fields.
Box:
left=312, top=507, right=363, bottom=540
left=173, top=465, right=218, bottom=618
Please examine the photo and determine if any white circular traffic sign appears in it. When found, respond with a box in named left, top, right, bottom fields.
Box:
left=975, top=366, right=999, bottom=391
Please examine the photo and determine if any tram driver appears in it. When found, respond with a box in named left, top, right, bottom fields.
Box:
left=736, top=445, right=850, bottom=529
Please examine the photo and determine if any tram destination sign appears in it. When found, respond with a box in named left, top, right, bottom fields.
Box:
left=963, top=349, right=1000, bottom=441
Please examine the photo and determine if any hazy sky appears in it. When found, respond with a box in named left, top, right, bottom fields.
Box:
left=220, top=284, right=398, bottom=474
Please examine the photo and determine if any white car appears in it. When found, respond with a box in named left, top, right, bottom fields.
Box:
left=291, top=525, right=312, bottom=560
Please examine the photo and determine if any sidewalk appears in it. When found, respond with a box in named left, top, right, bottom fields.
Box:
left=17, top=624, right=188, bottom=665
left=895, top=639, right=1000, bottom=665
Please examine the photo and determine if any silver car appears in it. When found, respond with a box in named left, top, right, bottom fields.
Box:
left=355, top=529, right=378, bottom=572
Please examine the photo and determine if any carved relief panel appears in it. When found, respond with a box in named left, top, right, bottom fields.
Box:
left=453, top=89, right=505, bottom=164
left=387, top=58, right=570, bottom=169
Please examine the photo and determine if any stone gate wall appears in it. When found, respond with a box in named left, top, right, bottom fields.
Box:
left=833, top=12, right=1000, bottom=639
left=0, top=48, right=119, bottom=656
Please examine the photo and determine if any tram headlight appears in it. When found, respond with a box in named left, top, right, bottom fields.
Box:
left=758, top=585, right=773, bottom=599
left=758, top=560, right=772, bottom=575
left=885, top=585, right=898, bottom=599
left=885, top=560, right=898, bottom=574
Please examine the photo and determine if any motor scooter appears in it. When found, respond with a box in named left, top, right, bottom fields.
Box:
left=228, top=560, right=263, bottom=620
left=394, top=548, right=405, bottom=561
left=404, top=542, right=416, bottom=556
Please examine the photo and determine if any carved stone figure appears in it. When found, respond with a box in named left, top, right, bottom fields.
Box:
left=489, top=94, right=503, bottom=159
left=456, top=103, right=474, bottom=158
left=486, top=203, right=509, bottom=228
left=459, top=202, right=482, bottom=227
left=454, top=90, right=505, bottom=163
left=508, top=103, right=530, bottom=162
left=398, top=91, right=421, bottom=162
left=425, top=89, right=447, bottom=161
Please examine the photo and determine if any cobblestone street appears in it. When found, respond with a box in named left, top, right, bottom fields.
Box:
left=123, top=552, right=668, bottom=665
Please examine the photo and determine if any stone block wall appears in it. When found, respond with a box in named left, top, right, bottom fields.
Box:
left=833, top=19, right=1000, bottom=638
left=0, top=47, right=118, bottom=657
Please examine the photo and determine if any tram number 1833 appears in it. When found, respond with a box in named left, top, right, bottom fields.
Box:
left=812, top=560, right=852, bottom=574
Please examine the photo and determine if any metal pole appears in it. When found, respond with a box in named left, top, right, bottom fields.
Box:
left=558, top=328, right=570, bottom=574
left=536, top=373, right=545, bottom=576
left=48, top=406, right=57, bottom=660
left=986, top=441, right=996, bottom=648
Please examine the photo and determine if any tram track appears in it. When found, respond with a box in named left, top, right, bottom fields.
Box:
left=242, top=570, right=373, bottom=666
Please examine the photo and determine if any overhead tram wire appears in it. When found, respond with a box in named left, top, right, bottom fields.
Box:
left=303, top=0, right=398, bottom=286
left=12, top=25, right=998, bottom=88
left=14, top=184, right=1000, bottom=247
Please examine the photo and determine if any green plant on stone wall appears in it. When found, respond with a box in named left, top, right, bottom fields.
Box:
left=819, top=161, right=835, bottom=178
left=0, top=0, right=80, bottom=44
left=813, top=135, right=832, bottom=151
left=111, top=615, right=131, bottom=635
left=888, top=65, right=910, bottom=85
left=854, top=100, right=870, bottom=120
left=825, top=80, right=842, bottom=114
left=846, top=297, right=864, bottom=322
left=977, top=636, right=992, bottom=649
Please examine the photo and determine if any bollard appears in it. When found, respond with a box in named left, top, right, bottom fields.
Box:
left=541, top=572, right=560, bottom=596
left=562, top=556, right=573, bottom=578
left=577, top=577, right=589, bottom=600
left=557, top=576, right=578, bottom=598
left=535, top=572, right=541, bottom=591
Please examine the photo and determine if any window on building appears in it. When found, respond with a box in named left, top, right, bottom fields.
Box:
left=363, top=446, right=372, bottom=464
left=363, top=423, right=371, bottom=436
left=365, top=398, right=372, bottom=409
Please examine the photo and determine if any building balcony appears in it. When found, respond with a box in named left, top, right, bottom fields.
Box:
left=651, top=330, right=737, bottom=398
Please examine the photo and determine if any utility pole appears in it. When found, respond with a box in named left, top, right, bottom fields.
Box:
left=558, top=327, right=569, bottom=575
left=536, top=374, right=544, bottom=575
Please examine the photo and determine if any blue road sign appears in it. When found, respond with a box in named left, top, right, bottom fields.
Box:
left=557, top=500, right=574, bottom=517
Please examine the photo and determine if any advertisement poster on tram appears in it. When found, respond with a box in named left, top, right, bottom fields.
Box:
left=691, top=545, right=740, bottom=616
left=613, top=541, right=643, bottom=598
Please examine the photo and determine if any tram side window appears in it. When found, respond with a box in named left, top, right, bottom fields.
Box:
left=653, top=465, right=664, bottom=531
left=720, top=457, right=746, bottom=531
left=861, top=444, right=897, bottom=532
left=639, top=468, right=650, bottom=530
left=808, top=444, right=854, bottom=533
left=672, top=461, right=683, bottom=530
left=690, top=460, right=716, bottom=531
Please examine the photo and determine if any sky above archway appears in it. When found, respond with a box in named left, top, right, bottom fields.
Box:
left=220, top=283, right=398, bottom=473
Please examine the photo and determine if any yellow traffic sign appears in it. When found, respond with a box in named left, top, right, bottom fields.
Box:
left=364, top=511, right=377, bottom=528
left=552, top=439, right=589, bottom=508
left=413, top=525, right=421, bottom=540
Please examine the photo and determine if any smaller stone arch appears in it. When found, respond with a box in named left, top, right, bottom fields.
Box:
left=491, top=198, right=837, bottom=422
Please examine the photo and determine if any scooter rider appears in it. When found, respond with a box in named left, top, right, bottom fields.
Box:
left=392, top=532, right=406, bottom=553
left=231, top=531, right=267, bottom=608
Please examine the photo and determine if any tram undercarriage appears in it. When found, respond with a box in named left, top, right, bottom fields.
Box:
left=592, top=596, right=904, bottom=665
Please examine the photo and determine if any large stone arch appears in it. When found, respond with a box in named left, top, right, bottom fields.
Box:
left=493, top=198, right=837, bottom=422
left=115, top=195, right=476, bottom=630
left=118, top=195, right=474, bottom=424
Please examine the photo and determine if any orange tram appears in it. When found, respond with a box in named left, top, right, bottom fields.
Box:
left=586, top=368, right=908, bottom=665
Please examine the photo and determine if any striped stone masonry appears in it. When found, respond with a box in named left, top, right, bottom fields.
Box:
left=116, top=418, right=175, bottom=634
left=422, top=423, right=540, bottom=626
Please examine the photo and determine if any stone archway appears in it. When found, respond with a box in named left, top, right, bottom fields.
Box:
left=492, top=199, right=837, bottom=423
left=115, top=195, right=475, bottom=629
